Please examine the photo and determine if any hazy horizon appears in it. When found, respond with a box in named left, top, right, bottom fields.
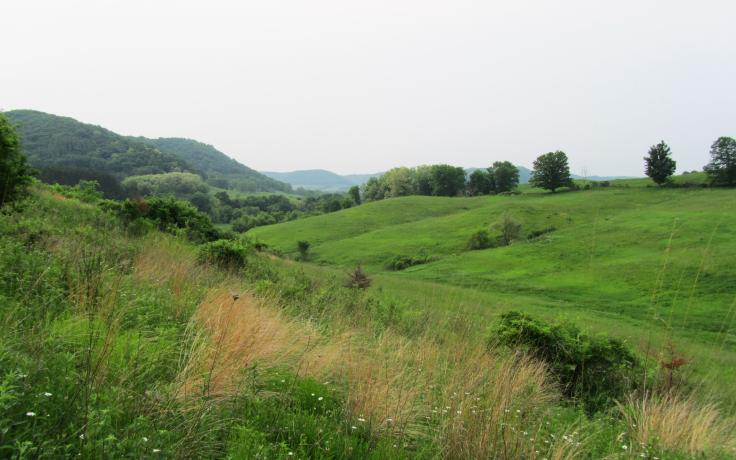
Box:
left=3, top=0, right=735, bottom=176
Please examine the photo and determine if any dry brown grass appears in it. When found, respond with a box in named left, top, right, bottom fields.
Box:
left=176, top=288, right=317, bottom=398
left=618, top=392, right=736, bottom=456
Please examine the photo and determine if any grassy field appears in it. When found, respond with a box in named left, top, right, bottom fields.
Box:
left=252, top=182, right=736, bottom=409
left=3, top=184, right=735, bottom=458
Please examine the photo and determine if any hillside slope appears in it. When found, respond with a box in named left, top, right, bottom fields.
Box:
left=251, top=186, right=736, bottom=345
left=134, top=137, right=293, bottom=193
left=5, top=110, right=193, bottom=178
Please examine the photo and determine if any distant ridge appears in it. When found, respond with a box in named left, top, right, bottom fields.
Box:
left=262, top=169, right=380, bottom=192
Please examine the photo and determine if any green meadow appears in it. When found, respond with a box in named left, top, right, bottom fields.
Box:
left=252, top=182, right=736, bottom=408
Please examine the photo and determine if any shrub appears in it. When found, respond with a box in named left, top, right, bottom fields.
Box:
left=527, top=226, right=556, bottom=240
left=296, top=240, right=310, bottom=260
left=492, top=311, right=641, bottom=413
left=494, top=213, right=522, bottom=246
left=344, top=264, right=371, bottom=289
left=467, top=230, right=493, bottom=250
left=386, top=253, right=432, bottom=270
left=197, top=239, right=250, bottom=270
left=119, top=196, right=220, bottom=243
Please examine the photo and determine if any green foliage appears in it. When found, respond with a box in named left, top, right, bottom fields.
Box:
left=362, top=164, right=466, bottom=201
left=0, top=113, right=33, bottom=206
left=297, top=240, right=311, bottom=260
left=5, top=110, right=192, bottom=178
left=467, top=169, right=494, bottom=196
left=493, top=312, right=641, bottom=412
left=119, top=196, right=220, bottom=243
left=386, top=253, right=432, bottom=270
left=704, top=136, right=736, bottom=186
left=348, top=185, right=362, bottom=204
left=644, top=141, right=676, bottom=185
left=530, top=151, right=574, bottom=192
left=132, top=137, right=293, bottom=193
left=490, top=161, right=520, bottom=193
left=197, top=239, right=250, bottom=270
left=121, top=172, right=208, bottom=197
left=467, top=229, right=493, bottom=250
left=38, top=165, right=124, bottom=199
left=494, top=213, right=522, bottom=246
left=51, top=180, right=104, bottom=203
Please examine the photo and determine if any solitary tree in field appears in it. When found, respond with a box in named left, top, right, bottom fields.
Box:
left=491, top=161, right=520, bottom=193
left=530, top=151, right=573, bottom=192
left=704, top=136, right=736, bottom=186
left=0, top=113, right=33, bottom=206
left=644, top=141, right=676, bottom=185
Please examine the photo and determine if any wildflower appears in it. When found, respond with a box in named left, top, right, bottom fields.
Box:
left=622, top=445, right=628, bottom=450
left=456, top=410, right=462, bottom=415
left=351, top=426, right=357, bottom=430
left=80, top=434, right=85, bottom=440
left=288, top=452, right=293, bottom=456
left=43, top=392, right=52, bottom=397
left=358, top=418, right=366, bottom=422
left=26, top=412, right=36, bottom=417
left=318, top=396, right=324, bottom=401
left=143, top=437, right=148, bottom=442
left=152, top=449, right=161, bottom=453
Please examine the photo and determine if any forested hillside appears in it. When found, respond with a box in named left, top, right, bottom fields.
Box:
left=5, top=110, right=192, bottom=177
left=5, top=110, right=293, bottom=194
left=134, top=137, right=293, bottom=193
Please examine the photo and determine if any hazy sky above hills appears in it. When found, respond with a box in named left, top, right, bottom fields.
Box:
left=2, top=1, right=735, bottom=176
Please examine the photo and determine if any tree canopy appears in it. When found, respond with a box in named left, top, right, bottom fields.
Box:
left=0, top=113, right=33, bottom=206
left=704, top=136, right=736, bottom=186
left=530, top=151, right=573, bottom=192
left=644, top=141, right=676, bottom=185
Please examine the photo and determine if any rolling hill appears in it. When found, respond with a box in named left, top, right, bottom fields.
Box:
left=251, top=181, right=736, bottom=404
left=133, top=137, right=292, bottom=193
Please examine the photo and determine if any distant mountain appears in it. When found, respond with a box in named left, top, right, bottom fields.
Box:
left=262, top=169, right=381, bottom=192
left=5, top=110, right=292, bottom=194
left=132, top=137, right=292, bottom=193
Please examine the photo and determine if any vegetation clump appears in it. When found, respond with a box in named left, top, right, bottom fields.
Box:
left=344, top=264, right=372, bottom=289
left=0, top=113, right=33, bottom=207
left=467, top=229, right=493, bottom=250
left=493, top=311, right=641, bottom=413
left=705, top=136, right=736, bottom=186
left=116, top=196, right=220, bottom=243
left=197, top=239, right=250, bottom=270
left=386, top=252, right=433, bottom=270
left=494, top=213, right=522, bottom=246
left=296, top=240, right=311, bottom=260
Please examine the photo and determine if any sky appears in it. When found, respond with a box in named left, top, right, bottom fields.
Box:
left=2, top=0, right=735, bottom=176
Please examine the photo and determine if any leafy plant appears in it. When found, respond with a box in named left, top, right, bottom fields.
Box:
left=492, top=311, right=641, bottom=413
left=345, top=264, right=371, bottom=289
left=197, top=239, right=250, bottom=270
left=467, top=230, right=493, bottom=250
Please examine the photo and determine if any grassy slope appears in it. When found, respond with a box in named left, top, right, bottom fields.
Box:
left=252, top=184, right=736, bottom=407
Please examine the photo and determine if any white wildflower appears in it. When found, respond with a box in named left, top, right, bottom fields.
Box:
left=26, top=412, right=36, bottom=417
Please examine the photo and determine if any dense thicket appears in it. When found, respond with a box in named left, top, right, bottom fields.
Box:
left=0, top=113, right=33, bottom=206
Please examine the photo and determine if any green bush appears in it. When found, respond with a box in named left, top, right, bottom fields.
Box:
left=386, top=254, right=432, bottom=270
left=197, top=239, right=250, bottom=270
left=118, top=196, right=220, bottom=243
left=0, top=113, right=34, bottom=207
left=467, top=230, right=493, bottom=250
left=492, top=311, right=641, bottom=413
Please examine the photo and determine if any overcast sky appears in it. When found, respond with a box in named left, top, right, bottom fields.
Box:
left=2, top=0, right=735, bottom=176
